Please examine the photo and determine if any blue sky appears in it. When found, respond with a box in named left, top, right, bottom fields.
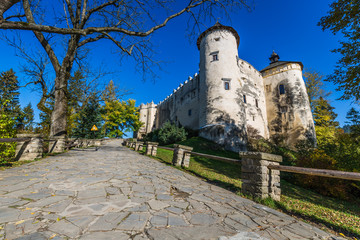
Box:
left=0, top=0, right=356, bottom=127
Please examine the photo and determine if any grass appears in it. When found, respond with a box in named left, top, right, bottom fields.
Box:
left=142, top=137, right=360, bottom=240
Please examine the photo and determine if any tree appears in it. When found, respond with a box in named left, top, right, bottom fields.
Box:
left=303, top=70, right=329, bottom=112
left=0, top=101, right=16, bottom=165
left=0, top=0, right=251, bottom=147
left=22, top=102, right=34, bottom=132
left=72, top=94, right=102, bottom=139
left=313, top=97, right=339, bottom=148
left=345, top=107, right=360, bottom=136
left=102, top=99, right=142, bottom=138
left=318, top=0, right=360, bottom=101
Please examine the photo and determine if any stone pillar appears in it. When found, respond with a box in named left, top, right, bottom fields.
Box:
left=172, top=144, right=193, bottom=168
left=15, top=134, right=43, bottom=161
left=240, top=152, right=282, bottom=201
left=151, top=142, right=158, bottom=156
left=49, top=136, right=66, bottom=153
left=135, top=141, right=144, bottom=151
left=146, top=142, right=158, bottom=156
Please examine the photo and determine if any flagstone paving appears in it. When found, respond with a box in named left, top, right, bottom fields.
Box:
left=0, top=140, right=344, bottom=240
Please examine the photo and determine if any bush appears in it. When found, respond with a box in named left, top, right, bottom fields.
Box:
left=296, top=149, right=351, bottom=199
left=143, top=121, right=187, bottom=145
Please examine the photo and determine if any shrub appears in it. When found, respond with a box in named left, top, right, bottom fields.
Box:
left=296, top=149, right=351, bottom=199
left=143, top=121, right=187, bottom=145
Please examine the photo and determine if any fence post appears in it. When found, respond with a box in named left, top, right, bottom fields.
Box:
left=135, top=141, right=144, bottom=151
left=239, top=152, right=282, bottom=201
left=151, top=142, right=158, bottom=156
left=49, top=136, right=66, bottom=153
left=15, top=134, right=43, bottom=161
left=172, top=144, right=193, bottom=168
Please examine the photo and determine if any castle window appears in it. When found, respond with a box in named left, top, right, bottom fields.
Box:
left=222, top=78, right=231, bottom=90
left=266, top=85, right=271, bottom=92
left=255, top=99, right=259, bottom=108
left=253, top=115, right=255, bottom=121
left=210, top=51, right=219, bottom=62
left=214, top=37, right=220, bottom=41
left=188, top=109, right=192, bottom=116
left=224, top=82, right=230, bottom=90
left=243, top=95, right=247, bottom=103
left=279, top=84, right=285, bottom=95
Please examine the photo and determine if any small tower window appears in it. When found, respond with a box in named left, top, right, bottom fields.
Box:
left=210, top=51, right=219, bottom=62
left=255, top=99, right=259, bottom=108
left=214, top=37, right=220, bottom=41
left=222, top=78, right=231, bottom=90
left=188, top=109, right=192, bottom=116
left=224, top=82, right=230, bottom=90
left=279, top=85, right=285, bottom=95
left=243, top=95, right=247, bottom=103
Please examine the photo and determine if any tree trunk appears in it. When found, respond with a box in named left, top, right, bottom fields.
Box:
left=50, top=71, right=68, bottom=138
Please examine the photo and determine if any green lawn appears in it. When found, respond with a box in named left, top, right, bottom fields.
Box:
left=142, top=137, right=360, bottom=239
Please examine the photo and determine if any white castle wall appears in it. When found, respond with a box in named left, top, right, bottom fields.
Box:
left=262, top=63, right=316, bottom=145
left=137, top=23, right=316, bottom=151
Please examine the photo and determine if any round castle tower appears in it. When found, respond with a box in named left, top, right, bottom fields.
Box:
left=261, top=52, right=316, bottom=146
left=197, top=22, right=248, bottom=151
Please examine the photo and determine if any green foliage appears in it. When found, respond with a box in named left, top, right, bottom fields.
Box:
left=72, top=95, right=103, bottom=139
left=318, top=0, right=360, bottom=101
left=0, top=101, right=16, bottom=165
left=345, top=107, right=360, bottom=136
left=102, top=99, right=142, bottom=138
left=0, top=69, right=22, bottom=130
left=144, top=121, right=186, bottom=145
left=303, top=70, right=329, bottom=112
left=21, top=103, right=34, bottom=132
left=296, top=149, right=352, bottom=199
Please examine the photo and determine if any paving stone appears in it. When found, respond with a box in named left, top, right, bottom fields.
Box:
left=89, top=212, right=128, bottom=231
left=166, top=206, right=183, bottom=214
left=189, top=213, right=218, bottom=225
left=77, top=188, right=106, bottom=199
left=67, top=215, right=97, bottom=229
left=13, top=232, right=47, bottom=240
left=48, top=219, right=81, bottom=238
left=5, top=219, right=45, bottom=239
left=148, top=199, right=170, bottom=211
left=168, top=214, right=188, bottom=226
left=146, top=225, right=237, bottom=240
left=150, top=212, right=168, bottom=227
left=79, top=231, right=129, bottom=240
left=116, top=213, right=150, bottom=231
left=156, top=194, right=173, bottom=201
left=219, top=231, right=269, bottom=240
left=25, top=196, right=68, bottom=208
left=0, top=207, right=22, bottom=224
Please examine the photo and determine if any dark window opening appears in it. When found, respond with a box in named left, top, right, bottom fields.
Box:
left=224, top=82, right=230, bottom=90
left=212, top=54, right=218, bottom=61
left=214, top=37, right=220, bottom=41
left=243, top=95, right=247, bottom=103
left=255, top=99, right=259, bottom=108
left=279, top=84, right=285, bottom=95
left=266, top=85, right=271, bottom=92
left=188, top=109, right=192, bottom=116
left=253, top=115, right=255, bottom=121
left=280, top=106, right=287, bottom=113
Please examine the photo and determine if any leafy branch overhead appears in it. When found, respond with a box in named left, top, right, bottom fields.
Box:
left=318, top=0, right=360, bottom=101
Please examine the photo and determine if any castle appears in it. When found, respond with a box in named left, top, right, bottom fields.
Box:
left=137, top=23, right=316, bottom=151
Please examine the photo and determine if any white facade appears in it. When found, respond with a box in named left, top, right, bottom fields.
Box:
left=137, top=23, right=315, bottom=151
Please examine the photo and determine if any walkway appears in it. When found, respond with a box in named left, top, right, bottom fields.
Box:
left=0, top=140, right=342, bottom=240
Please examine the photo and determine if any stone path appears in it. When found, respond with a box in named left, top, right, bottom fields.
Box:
left=0, top=140, right=343, bottom=240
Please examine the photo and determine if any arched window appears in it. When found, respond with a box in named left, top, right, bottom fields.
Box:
left=243, top=95, right=247, bottom=103
left=279, top=85, right=285, bottom=95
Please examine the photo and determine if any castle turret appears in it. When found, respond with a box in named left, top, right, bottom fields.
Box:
left=261, top=52, right=316, bottom=146
left=197, top=22, right=247, bottom=151
left=135, top=102, right=157, bottom=139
